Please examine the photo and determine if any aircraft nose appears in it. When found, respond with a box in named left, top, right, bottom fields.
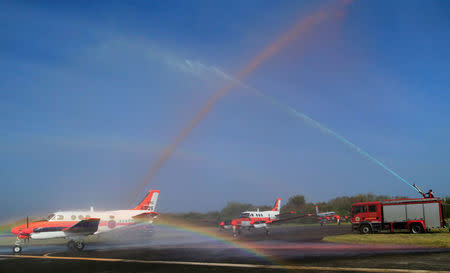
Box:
left=11, top=224, right=25, bottom=235
left=11, top=227, right=19, bottom=234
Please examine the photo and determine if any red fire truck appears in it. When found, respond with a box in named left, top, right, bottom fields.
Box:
left=351, top=198, right=447, bottom=234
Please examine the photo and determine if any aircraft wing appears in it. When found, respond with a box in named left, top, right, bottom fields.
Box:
left=63, top=218, right=100, bottom=235
left=267, top=214, right=312, bottom=224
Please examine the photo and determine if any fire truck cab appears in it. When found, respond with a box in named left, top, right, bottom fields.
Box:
left=351, top=198, right=446, bottom=234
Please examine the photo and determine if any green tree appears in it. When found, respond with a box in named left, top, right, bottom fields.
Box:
left=219, top=202, right=253, bottom=220
left=444, top=196, right=450, bottom=219
left=281, top=195, right=306, bottom=214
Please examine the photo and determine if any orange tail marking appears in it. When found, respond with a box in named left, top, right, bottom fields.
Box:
left=133, top=190, right=160, bottom=210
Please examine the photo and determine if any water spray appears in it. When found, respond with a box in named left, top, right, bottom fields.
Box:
left=128, top=1, right=351, bottom=206
left=204, top=65, right=417, bottom=192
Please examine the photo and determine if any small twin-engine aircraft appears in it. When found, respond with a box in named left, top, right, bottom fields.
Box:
left=315, top=205, right=341, bottom=224
left=219, top=198, right=302, bottom=237
left=10, top=190, right=159, bottom=254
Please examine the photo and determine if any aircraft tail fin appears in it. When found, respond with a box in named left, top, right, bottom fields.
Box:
left=133, top=190, right=160, bottom=211
left=271, top=198, right=281, bottom=213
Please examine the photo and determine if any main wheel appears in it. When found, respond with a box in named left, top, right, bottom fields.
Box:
left=73, top=241, right=85, bottom=251
left=360, top=224, right=372, bottom=234
left=410, top=223, right=423, bottom=234
left=13, top=245, right=22, bottom=254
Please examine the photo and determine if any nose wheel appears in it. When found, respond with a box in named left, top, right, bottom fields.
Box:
left=12, top=236, right=27, bottom=254
left=13, top=245, right=22, bottom=254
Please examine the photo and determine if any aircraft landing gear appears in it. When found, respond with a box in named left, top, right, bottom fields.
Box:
left=13, top=245, right=22, bottom=254
left=67, top=240, right=85, bottom=252
left=12, top=236, right=27, bottom=254
left=232, top=226, right=241, bottom=238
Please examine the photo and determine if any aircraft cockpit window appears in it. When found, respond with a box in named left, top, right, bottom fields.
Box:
left=47, top=214, right=55, bottom=220
left=57, top=215, right=64, bottom=220
left=240, top=213, right=250, bottom=218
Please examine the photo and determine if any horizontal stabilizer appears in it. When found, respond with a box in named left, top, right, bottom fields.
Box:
left=63, top=218, right=100, bottom=234
left=132, top=211, right=159, bottom=220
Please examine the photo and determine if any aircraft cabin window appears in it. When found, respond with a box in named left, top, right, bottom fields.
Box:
left=57, top=215, right=64, bottom=220
left=78, top=215, right=84, bottom=220
left=71, top=215, right=76, bottom=220
left=110, top=215, right=115, bottom=219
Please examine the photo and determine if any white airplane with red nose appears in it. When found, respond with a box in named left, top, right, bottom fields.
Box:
left=219, top=198, right=302, bottom=237
left=10, top=190, right=160, bottom=254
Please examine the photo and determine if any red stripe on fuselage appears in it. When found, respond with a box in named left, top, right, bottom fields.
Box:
left=11, top=220, right=138, bottom=235
left=232, top=217, right=271, bottom=226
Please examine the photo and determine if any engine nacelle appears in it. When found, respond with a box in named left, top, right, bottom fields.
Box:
left=30, top=231, right=65, bottom=240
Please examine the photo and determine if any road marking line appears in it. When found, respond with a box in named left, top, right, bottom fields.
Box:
left=0, top=254, right=448, bottom=273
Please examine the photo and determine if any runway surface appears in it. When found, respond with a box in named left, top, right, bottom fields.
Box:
left=1, top=225, right=449, bottom=272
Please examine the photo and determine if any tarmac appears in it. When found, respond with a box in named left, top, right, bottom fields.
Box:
left=1, top=224, right=449, bottom=273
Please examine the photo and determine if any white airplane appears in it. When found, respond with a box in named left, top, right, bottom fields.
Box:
left=219, top=198, right=302, bottom=237
left=315, top=205, right=336, bottom=217
left=11, top=190, right=160, bottom=254
left=315, top=205, right=342, bottom=225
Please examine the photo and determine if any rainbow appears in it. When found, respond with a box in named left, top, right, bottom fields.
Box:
left=129, top=0, right=353, bottom=207
left=126, top=0, right=353, bottom=265
left=153, top=217, right=281, bottom=265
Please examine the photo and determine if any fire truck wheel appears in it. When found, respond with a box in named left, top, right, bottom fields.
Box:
left=410, top=223, right=423, bottom=234
left=360, top=224, right=372, bottom=234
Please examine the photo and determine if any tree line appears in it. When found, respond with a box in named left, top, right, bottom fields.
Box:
left=164, top=194, right=450, bottom=225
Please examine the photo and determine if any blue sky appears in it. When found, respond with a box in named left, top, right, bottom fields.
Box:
left=1, top=1, right=449, bottom=221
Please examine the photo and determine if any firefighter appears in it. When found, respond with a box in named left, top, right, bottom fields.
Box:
left=426, top=189, right=434, bottom=198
